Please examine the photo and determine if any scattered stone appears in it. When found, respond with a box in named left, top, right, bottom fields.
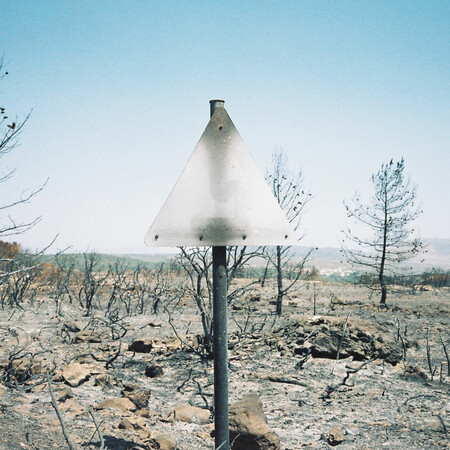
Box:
left=122, top=381, right=138, bottom=391
left=420, top=285, right=434, bottom=292
left=145, top=364, right=163, bottom=378
left=294, top=340, right=313, bottom=355
left=94, top=373, right=116, bottom=388
left=144, top=431, right=176, bottom=450
left=73, top=330, right=101, bottom=343
left=57, top=362, right=91, bottom=387
left=417, top=419, right=445, bottom=432
left=118, top=418, right=134, bottom=430
left=400, top=365, right=428, bottom=380
left=229, top=394, right=280, bottom=450
left=196, top=429, right=212, bottom=441
left=94, top=397, right=137, bottom=412
left=63, top=321, right=80, bottom=332
left=118, top=416, right=146, bottom=430
left=275, top=315, right=403, bottom=364
left=172, top=404, right=210, bottom=425
left=149, top=335, right=200, bottom=354
left=328, top=427, right=344, bottom=446
left=152, top=336, right=182, bottom=354
left=122, top=387, right=151, bottom=410
left=128, top=338, right=153, bottom=353
left=57, top=387, right=74, bottom=402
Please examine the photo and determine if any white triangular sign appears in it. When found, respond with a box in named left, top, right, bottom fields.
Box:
left=145, top=105, right=299, bottom=247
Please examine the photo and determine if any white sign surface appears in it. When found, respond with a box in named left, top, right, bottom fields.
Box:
left=145, top=105, right=298, bottom=247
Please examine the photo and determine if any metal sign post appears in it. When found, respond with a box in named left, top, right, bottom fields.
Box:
left=209, top=99, right=229, bottom=450
left=144, top=99, right=298, bottom=450
left=212, top=245, right=229, bottom=449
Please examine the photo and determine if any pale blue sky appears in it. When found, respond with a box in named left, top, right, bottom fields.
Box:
left=1, top=1, right=449, bottom=253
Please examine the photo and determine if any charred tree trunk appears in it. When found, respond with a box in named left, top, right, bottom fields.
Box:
left=379, top=189, right=388, bottom=306
left=276, top=245, right=283, bottom=316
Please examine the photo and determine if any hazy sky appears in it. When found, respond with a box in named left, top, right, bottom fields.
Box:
left=1, top=1, right=449, bottom=253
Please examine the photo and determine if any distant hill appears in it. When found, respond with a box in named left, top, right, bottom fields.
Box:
left=124, top=253, right=177, bottom=264
left=420, top=239, right=450, bottom=269
left=294, top=238, right=450, bottom=270
left=43, top=253, right=158, bottom=270
left=424, top=239, right=450, bottom=257
left=125, top=238, right=449, bottom=271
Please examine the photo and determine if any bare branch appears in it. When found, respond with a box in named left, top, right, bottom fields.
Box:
left=46, top=370, right=76, bottom=450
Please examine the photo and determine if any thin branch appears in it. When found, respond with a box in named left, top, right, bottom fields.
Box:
left=46, top=370, right=75, bottom=450
left=88, top=407, right=106, bottom=450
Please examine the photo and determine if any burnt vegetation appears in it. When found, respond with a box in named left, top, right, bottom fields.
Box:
left=0, top=243, right=449, bottom=448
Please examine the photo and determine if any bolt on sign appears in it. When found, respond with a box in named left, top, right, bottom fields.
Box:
left=145, top=99, right=297, bottom=450
left=145, top=100, right=298, bottom=247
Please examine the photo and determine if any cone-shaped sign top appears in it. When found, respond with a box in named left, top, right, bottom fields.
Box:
left=145, top=101, right=299, bottom=247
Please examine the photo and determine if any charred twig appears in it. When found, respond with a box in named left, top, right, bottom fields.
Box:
left=403, top=394, right=436, bottom=405
left=441, top=337, right=450, bottom=377
left=229, top=308, right=271, bottom=350
left=313, top=284, right=318, bottom=315
left=177, top=368, right=193, bottom=392
left=163, top=303, right=205, bottom=357
left=3, top=348, right=47, bottom=388
left=322, top=359, right=374, bottom=399
left=437, top=414, right=448, bottom=439
left=65, top=351, right=105, bottom=365
left=190, top=373, right=213, bottom=410
left=46, top=370, right=75, bottom=450
left=105, top=338, right=122, bottom=370
left=257, top=373, right=308, bottom=387
left=426, top=329, right=437, bottom=380
left=336, top=313, right=350, bottom=360
left=88, top=407, right=106, bottom=449
left=295, top=346, right=312, bottom=370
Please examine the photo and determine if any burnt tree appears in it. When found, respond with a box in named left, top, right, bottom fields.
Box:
left=342, top=158, right=423, bottom=305
left=264, top=149, right=313, bottom=315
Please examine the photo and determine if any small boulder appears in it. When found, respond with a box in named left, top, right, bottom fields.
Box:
left=145, top=432, right=176, bottom=450
left=229, top=394, right=280, bottom=450
left=145, top=364, right=163, bottom=378
left=128, top=339, right=153, bottom=353
left=94, top=373, right=115, bottom=388
left=122, top=385, right=151, bottom=410
left=118, top=416, right=146, bottom=430
left=172, top=404, right=210, bottom=425
left=400, top=365, right=428, bottom=380
left=73, top=330, right=101, bottom=343
left=58, top=362, right=92, bottom=387
left=57, top=387, right=74, bottom=402
left=95, top=397, right=137, bottom=412
left=63, top=321, right=80, bottom=332
left=328, top=427, right=344, bottom=446
left=118, top=418, right=134, bottom=430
